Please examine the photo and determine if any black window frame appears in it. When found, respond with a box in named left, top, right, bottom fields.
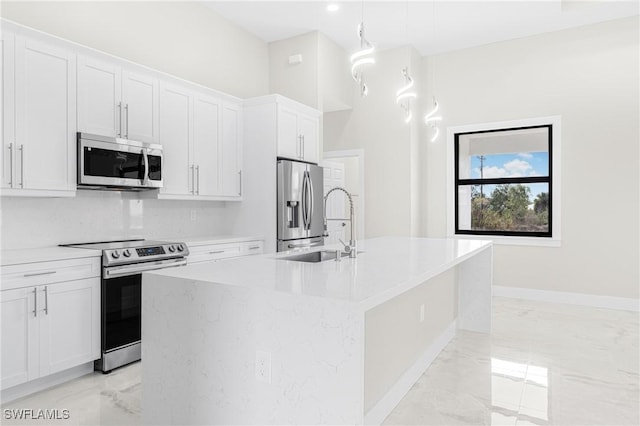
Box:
left=454, top=124, right=553, bottom=238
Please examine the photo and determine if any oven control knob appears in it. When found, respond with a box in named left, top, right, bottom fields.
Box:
left=111, top=250, right=120, bottom=259
left=123, top=249, right=131, bottom=257
left=168, top=245, right=176, bottom=252
left=177, top=244, right=184, bottom=252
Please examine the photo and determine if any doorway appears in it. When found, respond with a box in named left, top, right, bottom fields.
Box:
left=322, top=149, right=365, bottom=242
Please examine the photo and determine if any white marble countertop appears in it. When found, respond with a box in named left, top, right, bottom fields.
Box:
left=0, top=246, right=102, bottom=266
left=0, top=235, right=263, bottom=267
left=147, top=237, right=492, bottom=311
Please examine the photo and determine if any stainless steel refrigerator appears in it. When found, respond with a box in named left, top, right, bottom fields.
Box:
left=277, top=159, right=325, bottom=252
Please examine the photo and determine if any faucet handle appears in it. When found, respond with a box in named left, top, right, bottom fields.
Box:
left=338, top=239, right=352, bottom=253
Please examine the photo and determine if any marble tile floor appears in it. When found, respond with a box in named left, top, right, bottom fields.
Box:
left=2, top=297, right=638, bottom=425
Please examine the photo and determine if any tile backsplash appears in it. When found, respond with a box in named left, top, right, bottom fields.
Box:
left=1, top=191, right=231, bottom=249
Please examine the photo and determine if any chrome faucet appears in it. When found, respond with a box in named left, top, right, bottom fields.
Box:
left=323, top=187, right=357, bottom=258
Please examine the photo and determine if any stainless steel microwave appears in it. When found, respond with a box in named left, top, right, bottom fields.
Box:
left=77, top=133, right=163, bottom=190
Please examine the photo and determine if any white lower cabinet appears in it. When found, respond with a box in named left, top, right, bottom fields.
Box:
left=187, top=240, right=264, bottom=265
left=1, top=258, right=100, bottom=390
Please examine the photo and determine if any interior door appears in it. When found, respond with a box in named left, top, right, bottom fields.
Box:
left=322, top=161, right=346, bottom=245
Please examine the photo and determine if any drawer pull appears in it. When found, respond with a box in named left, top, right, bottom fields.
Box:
left=248, top=246, right=260, bottom=250
left=208, top=250, right=225, bottom=255
left=23, top=270, right=57, bottom=278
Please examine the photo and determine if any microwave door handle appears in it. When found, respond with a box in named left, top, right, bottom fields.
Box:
left=142, top=149, right=149, bottom=185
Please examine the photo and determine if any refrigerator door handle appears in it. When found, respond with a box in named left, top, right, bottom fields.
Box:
left=301, top=171, right=308, bottom=229
left=307, top=171, right=314, bottom=230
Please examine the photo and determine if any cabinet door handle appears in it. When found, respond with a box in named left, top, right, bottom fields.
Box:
left=23, top=270, right=56, bottom=278
left=19, top=144, right=24, bottom=188
left=117, top=102, right=122, bottom=137
left=43, top=286, right=49, bottom=315
left=302, top=135, right=305, bottom=159
left=7, top=143, right=13, bottom=187
left=33, top=288, right=37, bottom=317
left=124, top=104, right=129, bottom=138
left=238, top=170, right=242, bottom=196
left=298, top=135, right=303, bottom=159
left=196, top=165, right=200, bottom=195
left=190, top=165, right=195, bottom=194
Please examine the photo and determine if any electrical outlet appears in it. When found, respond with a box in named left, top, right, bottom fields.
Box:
left=419, top=304, right=425, bottom=323
left=255, top=350, right=271, bottom=384
left=190, top=210, right=197, bottom=221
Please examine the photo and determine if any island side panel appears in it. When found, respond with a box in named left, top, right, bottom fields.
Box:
left=141, top=274, right=365, bottom=425
left=364, top=269, right=458, bottom=422
left=457, top=246, right=493, bottom=333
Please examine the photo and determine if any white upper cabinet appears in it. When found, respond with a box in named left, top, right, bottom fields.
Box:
left=276, top=105, right=299, bottom=160
left=77, top=56, right=159, bottom=143
left=159, top=82, right=192, bottom=196
left=298, top=113, right=319, bottom=164
left=122, top=70, right=159, bottom=143
left=276, top=103, right=320, bottom=164
left=77, top=56, right=121, bottom=137
left=193, top=93, right=221, bottom=197
left=2, top=31, right=76, bottom=196
left=159, top=80, right=242, bottom=201
left=2, top=30, right=15, bottom=190
left=2, top=22, right=241, bottom=200
left=221, top=102, right=242, bottom=197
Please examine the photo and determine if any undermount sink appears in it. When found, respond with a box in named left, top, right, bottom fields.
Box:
left=280, top=250, right=360, bottom=263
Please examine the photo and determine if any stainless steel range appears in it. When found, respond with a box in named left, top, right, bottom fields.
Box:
left=62, top=239, right=189, bottom=372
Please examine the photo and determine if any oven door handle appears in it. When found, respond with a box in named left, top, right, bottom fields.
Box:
left=103, top=258, right=187, bottom=279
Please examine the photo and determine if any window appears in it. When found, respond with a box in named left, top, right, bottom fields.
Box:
left=454, top=125, right=552, bottom=237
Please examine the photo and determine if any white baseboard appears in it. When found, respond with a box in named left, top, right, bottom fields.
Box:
left=493, top=286, right=639, bottom=312
left=0, top=363, right=94, bottom=404
left=364, top=320, right=457, bottom=425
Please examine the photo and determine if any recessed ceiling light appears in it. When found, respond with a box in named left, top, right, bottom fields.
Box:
left=326, top=4, right=340, bottom=13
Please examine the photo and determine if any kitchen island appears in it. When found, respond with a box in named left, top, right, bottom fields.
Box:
left=141, top=237, right=492, bottom=425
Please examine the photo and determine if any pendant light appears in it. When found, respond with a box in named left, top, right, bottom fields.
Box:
left=424, top=97, right=442, bottom=141
left=397, top=67, right=416, bottom=123
left=350, top=1, right=375, bottom=97
left=424, top=1, right=442, bottom=141
left=396, top=1, right=416, bottom=123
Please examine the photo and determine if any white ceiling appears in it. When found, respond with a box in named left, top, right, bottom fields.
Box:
left=202, top=0, right=639, bottom=56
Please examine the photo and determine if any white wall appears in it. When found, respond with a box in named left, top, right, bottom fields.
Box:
left=324, top=46, right=422, bottom=238
left=269, top=31, right=352, bottom=113
left=1, top=192, right=230, bottom=249
left=0, top=1, right=269, bottom=98
left=422, top=17, right=639, bottom=299
left=269, top=31, right=319, bottom=110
